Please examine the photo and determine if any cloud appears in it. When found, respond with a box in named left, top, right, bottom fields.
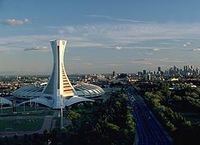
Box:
left=2, top=20, right=200, bottom=74
left=152, top=48, right=160, bottom=51
left=130, top=58, right=184, bottom=66
left=51, top=22, right=200, bottom=52
left=86, top=14, right=144, bottom=23
left=133, top=58, right=148, bottom=61
left=71, top=57, right=81, bottom=61
left=58, top=26, right=76, bottom=34
left=24, top=46, right=49, bottom=52
left=159, top=58, right=184, bottom=63
left=0, top=49, right=6, bottom=53
left=70, top=41, right=105, bottom=48
left=131, top=61, right=153, bottom=65
left=159, top=42, right=170, bottom=45
left=2, top=22, right=200, bottom=55
left=192, top=48, right=200, bottom=51
left=104, top=63, right=123, bottom=67
left=183, top=41, right=192, bottom=47
left=1, top=18, right=29, bottom=26
left=115, top=46, right=122, bottom=50
left=130, top=58, right=153, bottom=65
left=24, top=48, right=39, bottom=51
left=83, top=62, right=93, bottom=66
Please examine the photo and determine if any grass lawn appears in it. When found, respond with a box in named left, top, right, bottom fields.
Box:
left=0, top=118, right=44, bottom=131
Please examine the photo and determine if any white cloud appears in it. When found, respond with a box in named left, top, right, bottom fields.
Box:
left=24, top=46, right=49, bottom=52
left=1, top=18, right=30, bottom=26
left=183, top=41, right=192, bottom=47
left=159, top=42, right=170, bottom=45
left=104, top=63, right=123, bottom=67
left=2, top=20, right=200, bottom=73
left=86, top=14, right=144, bottom=23
left=129, top=58, right=184, bottom=66
left=2, top=22, right=200, bottom=54
left=115, top=46, right=122, bottom=50
left=130, top=58, right=153, bottom=65
left=58, top=26, right=76, bottom=34
left=192, top=48, right=200, bottom=51
left=51, top=23, right=200, bottom=52
left=158, top=58, right=184, bottom=63
left=71, top=57, right=81, bottom=61
left=0, top=49, right=6, bottom=53
left=152, top=48, right=160, bottom=51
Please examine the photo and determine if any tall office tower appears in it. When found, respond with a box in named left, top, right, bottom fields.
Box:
left=43, top=40, right=76, bottom=109
left=158, top=66, right=161, bottom=72
left=112, top=71, right=116, bottom=78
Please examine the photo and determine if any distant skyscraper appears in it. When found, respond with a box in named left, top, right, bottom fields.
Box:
left=143, top=70, right=147, bottom=75
left=112, top=71, right=116, bottom=78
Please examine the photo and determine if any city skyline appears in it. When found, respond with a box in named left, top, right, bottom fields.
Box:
left=1, top=0, right=200, bottom=74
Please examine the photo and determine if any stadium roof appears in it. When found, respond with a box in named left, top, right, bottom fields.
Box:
left=0, top=97, right=12, bottom=105
left=12, top=82, right=104, bottom=108
left=13, top=82, right=104, bottom=99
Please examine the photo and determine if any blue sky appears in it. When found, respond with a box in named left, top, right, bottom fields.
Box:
left=1, top=0, right=200, bottom=74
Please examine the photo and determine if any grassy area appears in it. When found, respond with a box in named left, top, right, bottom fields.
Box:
left=0, top=107, right=56, bottom=132
left=0, top=118, right=44, bottom=131
left=0, top=107, right=55, bottom=132
left=0, top=107, right=54, bottom=116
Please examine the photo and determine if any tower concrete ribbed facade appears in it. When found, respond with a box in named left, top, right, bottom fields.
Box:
left=43, top=40, right=75, bottom=109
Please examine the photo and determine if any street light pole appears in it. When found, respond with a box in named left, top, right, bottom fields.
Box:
left=0, top=98, right=2, bottom=114
left=60, top=96, right=64, bottom=129
left=24, top=102, right=25, bottom=112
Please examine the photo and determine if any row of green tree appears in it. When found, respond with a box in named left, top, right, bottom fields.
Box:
left=66, top=92, right=135, bottom=145
left=144, top=91, right=191, bottom=131
left=136, top=81, right=200, bottom=145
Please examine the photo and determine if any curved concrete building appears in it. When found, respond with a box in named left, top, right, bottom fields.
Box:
left=13, top=82, right=104, bottom=100
left=13, top=40, right=97, bottom=109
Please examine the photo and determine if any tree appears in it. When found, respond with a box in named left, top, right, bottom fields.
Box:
left=66, top=110, right=81, bottom=128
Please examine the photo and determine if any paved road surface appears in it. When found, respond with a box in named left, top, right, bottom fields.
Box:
left=126, top=86, right=172, bottom=145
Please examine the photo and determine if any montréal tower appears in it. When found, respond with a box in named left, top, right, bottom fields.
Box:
left=43, top=40, right=76, bottom=109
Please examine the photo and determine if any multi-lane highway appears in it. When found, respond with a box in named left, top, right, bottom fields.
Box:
left=126, top=86, right=172, bottom=145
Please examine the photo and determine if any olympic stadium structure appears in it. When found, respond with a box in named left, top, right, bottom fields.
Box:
left=12, top=40, right=104, bottom=109
left=12, top=82, right=105, bottom=106
left=0, top=97, right=12, bottom=106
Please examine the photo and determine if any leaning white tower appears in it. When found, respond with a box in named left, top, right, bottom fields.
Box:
left=43, top=40, right=76, bottom=109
